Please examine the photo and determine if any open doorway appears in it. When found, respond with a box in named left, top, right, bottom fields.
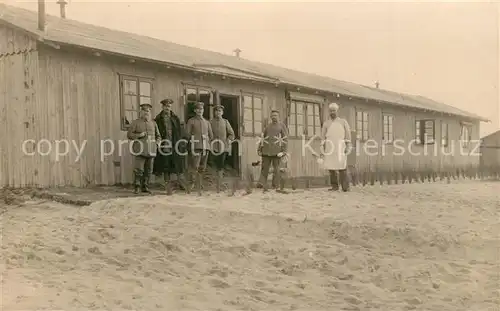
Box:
left=219, top=94, right=241, bottom=175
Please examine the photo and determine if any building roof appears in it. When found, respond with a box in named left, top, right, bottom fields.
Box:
left=0, top=3, right=489, bottom=122
left=481, top=129, right=500, bottom=141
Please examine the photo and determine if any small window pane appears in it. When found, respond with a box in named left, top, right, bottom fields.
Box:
left=140, top=96, right=151, bottom=107
left=254, top=109, right=262, bottom=122
left=187, top=88, right=197, bottom=101
left=199, top=90, right=211, bottom=106
left=297, top=114, right=304, bottom=125
left=296, top=103, right=303, bottom=114
left=123, top=79, right=137, bottom=95
left=254, top=121, right=262, bottom=134
left=307, top=126, right=314, bottom=136
left=244, top=120, right=253, bottom=133
left=315, top=125, right=321, bottom=135
left=290, top=102, right=296, bottom=113
left=254, top=97, right=263, bottom=110
left=243, top=96, right=253, bottom=109
left=363, top=112, right=368, bottom=120
left=289, top=115, right=296, bottom=125
left=125, top=110, right=138, bottom=125
left=307, top=115, right=314, bottom=127
left=139, top=82, right=151, bottom=97
left=244, top=107, right=253, bottom=121
left=289, top=126, right=297, bottom=137
left=123, top=94, right=136, bottom=111
left=297, top=125, right=304, bottom=136
left=314, top=104, right=319, bottom=116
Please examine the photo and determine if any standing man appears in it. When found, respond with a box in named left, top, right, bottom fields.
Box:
left=210, top=104, right=235, bottom=179
left=257, top=109, right=288, bottom=191
left=127, top=103, right=161, bottom=194
left=153, top=98, right=188, bottom=193
left=320, top=102, right=352, bottom=192
left=185, top=102, right=213, bottom=189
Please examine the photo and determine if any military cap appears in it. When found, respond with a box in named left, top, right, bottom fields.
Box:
left=194, top=102, right=204, bottom=108
left=140, top=103, right=152, bottom=109
left=213, top=104, right=224, bottom=111
left=160, top=98, right=173, bottom=105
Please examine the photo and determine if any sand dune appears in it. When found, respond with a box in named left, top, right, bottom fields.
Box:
left=1, top=180, right=499, bottom=311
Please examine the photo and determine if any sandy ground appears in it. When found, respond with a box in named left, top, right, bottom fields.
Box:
left=1, top=180, right=499, bottom=311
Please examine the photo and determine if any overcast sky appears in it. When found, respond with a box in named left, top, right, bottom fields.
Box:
left=5, top=0, right=499, bottom=136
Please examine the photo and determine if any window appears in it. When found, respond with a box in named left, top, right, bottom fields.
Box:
left=382, top=114, right=394, bottom=143
left=288, top=101, right=321, bottom=137
left=441, top=121, right=449, bottom=147
left=415, top=119, right=435, bottom=144
left=356, top=110, right=369, bottom=141
left=242, top=94, right=263, bottom=135
left=460, top=124, right=472, bottom=148
left=184, top=86, right=212, bottom=120
left=120, top=75, right=153, bottom=130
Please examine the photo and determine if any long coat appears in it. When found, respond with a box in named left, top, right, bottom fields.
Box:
left=152, top=111, right=186, bottom=175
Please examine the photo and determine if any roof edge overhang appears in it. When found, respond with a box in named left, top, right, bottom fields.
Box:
left=2, top=16, right=487, bottom=123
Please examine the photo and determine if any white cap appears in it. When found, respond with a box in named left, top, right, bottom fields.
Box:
left=329, top=102, right=339, bottom=111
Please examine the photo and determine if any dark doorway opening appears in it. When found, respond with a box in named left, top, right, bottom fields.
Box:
left=219, top=94, right=241, bottom=175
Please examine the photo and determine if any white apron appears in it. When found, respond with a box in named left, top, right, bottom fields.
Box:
left=322, top=119, right=347, bottom=170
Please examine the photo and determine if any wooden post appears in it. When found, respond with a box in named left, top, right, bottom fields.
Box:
left=229, top=178, right=240, bottom=196
left=378, top=170, right=383, bottom=185
left=362, top=171, right=367, bottom=186
left=305, top=177, right=311, bottom=189
left=370, top=171, right=375, bottom=185
left=292, top=177, right=297, bottom=190
left=196, top=172, right=202, bottom=196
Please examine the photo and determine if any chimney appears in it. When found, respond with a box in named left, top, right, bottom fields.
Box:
left=57, top=0, right=68, bottom=18
left=375, top=81, right=380, bottom=89
left=38, top=0, right=45, bottom=31
left=233, top=48, right=241, bottom=58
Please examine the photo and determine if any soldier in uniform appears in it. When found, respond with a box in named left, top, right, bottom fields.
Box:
left=257, top=109, right=288, bottom=191
left=185, top=102, right=213, bottom=189
left=152, top=98, right=188, bottom=193
left=127, top=103, right=161, bottom=194
left=210, top=104, right=235, bottom=180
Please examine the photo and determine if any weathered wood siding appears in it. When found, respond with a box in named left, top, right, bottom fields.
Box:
left=35, top=45, right=284, bottom=186
left=3, top=31, right=483, bottom=187
left=324, top=96, right=481, bottom=172
left=480, top=131, right=500, bottom=168
left=0, top=25, right=39, bottom=187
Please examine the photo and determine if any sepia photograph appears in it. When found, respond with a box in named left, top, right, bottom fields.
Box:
left=0, top=0, right=499, bottom=310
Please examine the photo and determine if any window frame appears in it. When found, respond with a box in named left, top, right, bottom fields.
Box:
left=287, top=100, right=322, bottom=138
left=441, top=121, right=449, bottom=147
left=382, top=113, right=394, bottom=143
left=355, top=109, right=369, bottom=142
left=415, top=119, right=435, bottom=145
left=460, top=123, right=472, bottom=148
left=183, top=84, right=213, bottom=121
left=119, top=74, right=154, bottom=131
left=242, top=93, right=264, bottom=136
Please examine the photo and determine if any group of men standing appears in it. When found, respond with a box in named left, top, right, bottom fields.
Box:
left=126, top=98, right=352, bottom=195
left=127, top=99, right=234, bottom=194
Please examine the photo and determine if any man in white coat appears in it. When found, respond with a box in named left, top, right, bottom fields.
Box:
left=320, top=102, right=352, bottom=191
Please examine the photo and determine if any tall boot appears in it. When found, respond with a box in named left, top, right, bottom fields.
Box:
left=142, top=173, right=152, bottom=194
left=329, top=170, right=339, bottom=191
left=133, top=170, right=142, bottom=194
left=164, top=172, right=172, bottom=195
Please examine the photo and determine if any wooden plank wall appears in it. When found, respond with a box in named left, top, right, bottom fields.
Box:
left=322, top=96, right=482, bottom=173
left=35, top=45, right=286, bottom=186
left=0, top=25, right=39, bottom=187
left=1, top=29, right=483, bottom=187
left=480, top=131, right=500, bottom=168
